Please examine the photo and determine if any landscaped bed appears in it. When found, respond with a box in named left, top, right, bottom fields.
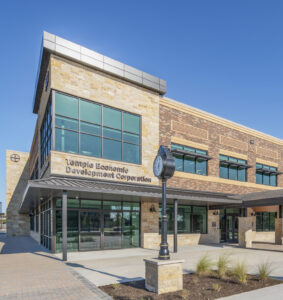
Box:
left=100, top=272, right=281, bottom=300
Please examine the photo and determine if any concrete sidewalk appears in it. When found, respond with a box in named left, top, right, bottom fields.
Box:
left=61, top=244, right=283, bottom=286
left=220, top=283, right=283, bottom=300
left=0, top=233, right=112, bottom=300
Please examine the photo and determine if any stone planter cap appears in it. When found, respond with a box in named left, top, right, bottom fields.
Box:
left=144, top=258, right=185, bottom=265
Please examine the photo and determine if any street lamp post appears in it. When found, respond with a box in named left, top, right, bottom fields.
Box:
left=153, top=146, right=175, bottom=260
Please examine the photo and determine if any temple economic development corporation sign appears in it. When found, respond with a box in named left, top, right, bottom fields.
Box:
left=65, top=159, right=152, bottom=183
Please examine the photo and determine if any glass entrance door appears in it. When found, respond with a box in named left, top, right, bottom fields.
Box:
left=103, top=212, right=122, bottom=249
left=226, top=215, right=238, bottom=243
left=80, top=211, right=101, bottom=251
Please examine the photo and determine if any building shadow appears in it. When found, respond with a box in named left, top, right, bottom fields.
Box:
left=66, top=262, right=144, bottom=284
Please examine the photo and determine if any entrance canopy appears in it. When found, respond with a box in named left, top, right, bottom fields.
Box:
left=20, top=176, right=241, bottom=213
left=20, top=176, right=283, bottom=213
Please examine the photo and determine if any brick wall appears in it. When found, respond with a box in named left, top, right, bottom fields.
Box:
left=160, top=102, right=283, bottom=194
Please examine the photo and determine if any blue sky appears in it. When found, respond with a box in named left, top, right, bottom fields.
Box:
left=1, top=0, right=283, bottom=210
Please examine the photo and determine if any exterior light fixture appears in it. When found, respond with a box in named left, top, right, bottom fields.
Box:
left=153, top=145, right=175, bottom=260
left=250, top=140, right=254, bottom=144
left=213, top=211, right=219, bottom=216
left=149, top=205, right=156, bottom=213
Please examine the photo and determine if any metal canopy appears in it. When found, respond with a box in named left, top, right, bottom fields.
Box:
left=20, top=176, right=240, bottom=213
left=171, top=149, right=213, bottom=160
left=256, top=168, right=283, bottom=175
left=220, top=160, right=252, bottom=169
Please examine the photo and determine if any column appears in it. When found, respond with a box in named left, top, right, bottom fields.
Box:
left=173, top=199, right=178, bottom=253
left=62, top=190, right=67, bottom=261
left=238, top=212, right=255, bottom=248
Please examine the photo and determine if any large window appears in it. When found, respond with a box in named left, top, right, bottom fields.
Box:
left=54, top=92, right=141, bottom=164
left=40, top=97, right=52, bottom=167
left=159, top=204, right=207, bottom=234
left=256, top=164, right=277, bottom=186
left=55, top=198, right=140, bottom=252
left=171, top=143, right=208, bottom=175
left=219, top=155, right=247, bottom=182
left=256, top=212, right=276, bottom=232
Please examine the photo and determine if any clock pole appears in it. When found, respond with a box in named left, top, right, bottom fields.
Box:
left=159, top=178, right=170, bottom=260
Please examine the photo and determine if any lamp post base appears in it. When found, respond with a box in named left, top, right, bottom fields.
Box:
left=158, top=243, right=170, bottom=260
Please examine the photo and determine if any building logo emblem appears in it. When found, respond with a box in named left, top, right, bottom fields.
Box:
left=10, top=154, right=20, bottom=163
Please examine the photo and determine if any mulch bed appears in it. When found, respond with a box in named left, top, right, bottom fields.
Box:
left=100, top=272, right=281, bottom=300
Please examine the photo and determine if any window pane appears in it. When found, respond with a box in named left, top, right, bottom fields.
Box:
left=123, top=132, right=140, bottom=144
left=55, top=93, right=78, bottom=118
left=263, top=213, right=269, bottom=231
left=123, top=143, right=140, bottom=164
left=219, top=155, right=228, bottom=161
left=229, top=166, right=237, bottom=180
left=103, top=201, right=122, bottom=210
left=238, top=167, right=246, bottom=182
left=81, top=200, right=101, bottom=209
left=270, top=213, right=275, bottom=230
left=256, top=214, right=263, bottom=231
left=238, top=159, right=246, bottom=165
left=184, top=156, right=195, bottom=173
left=256, top=163, right=262, bottom=169
left=103, top=107, right=121, bottom=129
left=173, top=154, right=183, bottom=171
left=184, top=146, right=195, bottom=153
left=103, top=127, right=122, bottom=140
left=55, top=115, right=78, bottom=131
left=171, top=144, right=183, bottom=151
left=80, top=122, right=101, bottom=136
left=103, top=138, right=121, bottom=161
left=80, top=100, right=101, bottom=124
left=123, top=113, right=140, bottom=134
left=263, top=173, right=270, bottom=185
left=123, top=202, right=140, bottom=211
left=80, top=134, right=101, bottom=157
left=178, top=206, right=191, bottom=233
left=68, top=199, right=80, bottom=208
left=55, top=128, right=78, bottom=153
left=192, top=206, right=207, bottom=233
left=220, top=163, right=228, bottom=178
left=270, top=174, right=277, bottom=186
left=256, top=172, right=263, bottom=184
left=196, top=158, right=207, bottom=175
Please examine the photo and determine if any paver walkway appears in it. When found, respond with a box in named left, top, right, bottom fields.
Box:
left=0, top=233, right=111, bottom=300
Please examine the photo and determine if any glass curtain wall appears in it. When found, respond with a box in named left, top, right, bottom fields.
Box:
left=54, top=91, right=141, bottom=164
left=159, top=204, right=207, bottom=234
left=40, top=199, right=52, bottom=250
left=256, top=212, right=276, bottom=231
left=55, top=198, right=140, bottom=252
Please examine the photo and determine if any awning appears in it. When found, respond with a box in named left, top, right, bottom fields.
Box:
left=171, top=149, right=213, bottom=160
left=20, top=176, right=240, bottom=213
left=220, top=160, right=252, bottom=169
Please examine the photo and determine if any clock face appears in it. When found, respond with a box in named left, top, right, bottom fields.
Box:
left=153, top=155, right=163, bottom=177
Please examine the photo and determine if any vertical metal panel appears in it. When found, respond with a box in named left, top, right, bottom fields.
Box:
left=62, top=190, right=67, bottom=261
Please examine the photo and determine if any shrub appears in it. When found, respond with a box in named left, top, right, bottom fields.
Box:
left=233, top=261, right=247, bottom=284
left=111, top=283, right=119, bottom=289
left=216, top=254, right=230, bottom=279
left=212, top=283, right=221, bottom=292
left=258, top=261, right=273, bottom=281
left=196, top=254, right=213, bottom=275
left=180, top=289, right=190, bottom=299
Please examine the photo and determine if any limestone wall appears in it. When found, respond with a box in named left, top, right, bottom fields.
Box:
left=49, top=55, right=160, bottom=185
left=6, top=150, right=30, bottom=236
left=254, top=231, right=275, bottom=243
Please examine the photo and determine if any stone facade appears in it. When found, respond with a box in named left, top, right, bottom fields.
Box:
left=238, top=216, right=256, bottom=248
left=144, top=259, right=184, bottom=294
left=275, top=218, right=283, bottom=245
left=6, top=150, right=30, bottom=236
left=47, top=55, right=160, bottom=185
